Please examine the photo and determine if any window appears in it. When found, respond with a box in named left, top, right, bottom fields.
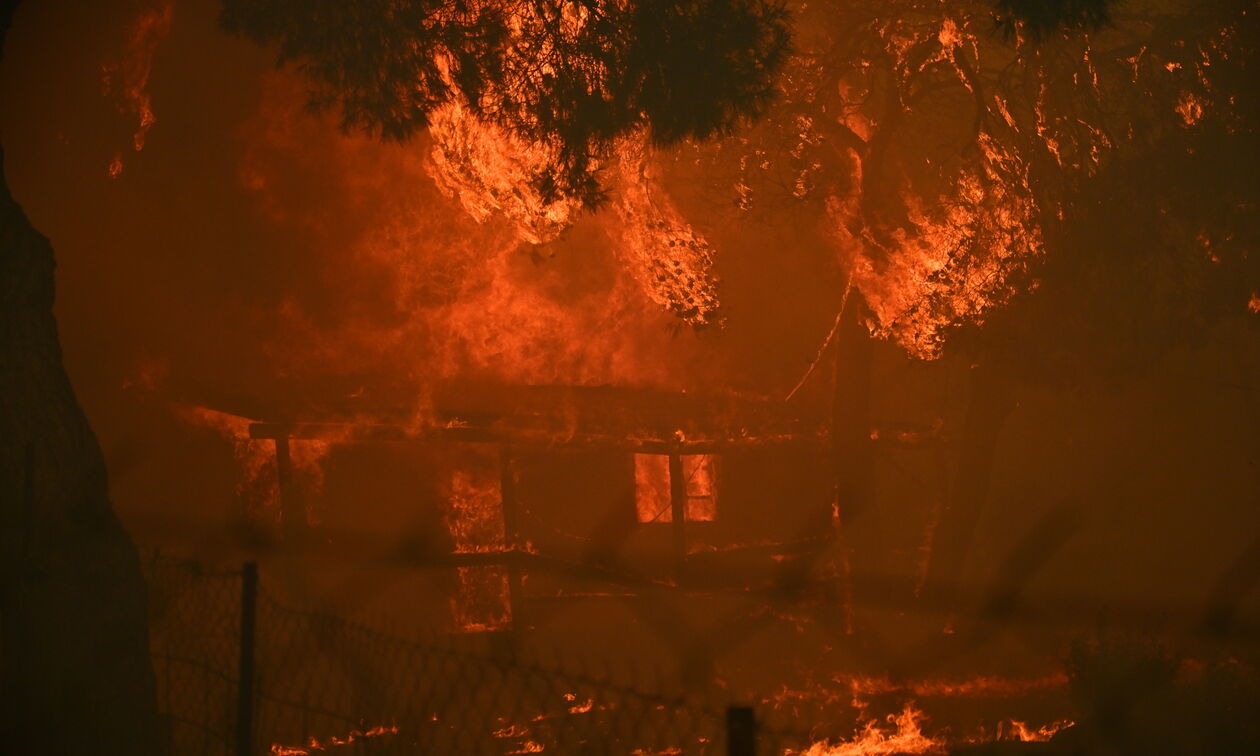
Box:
left=633, top=453, right=718, bottom=523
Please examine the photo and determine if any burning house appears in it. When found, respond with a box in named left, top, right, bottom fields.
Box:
left=244, top=383, right=836, bottom=636
left=4, top=0, right=1260, bottom=753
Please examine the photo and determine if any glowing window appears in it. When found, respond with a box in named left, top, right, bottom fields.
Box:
left=634, top=454, right=718, bottom=523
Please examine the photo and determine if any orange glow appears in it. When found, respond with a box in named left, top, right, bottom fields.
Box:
left=792, top=703, right=944, bottom=756
left=998, top=719, right=1074, bottom=742
left=428, top=98, right=584, bottom=245
left=1176, top=91, right=1205, bottom=125
left=444, top=462, right=511, bottom=631
left=612, top=140, right=723, bottom=328
left=1249, top=292, right=1260, bottom=314
left=830, top=133, right=1043, bottom=358
left=237, top=69, right=687, bottom=391
left=634, top=454, right=718, bottom=523
left=101, top=0, right=173, bottom=174
left=268, top=724, right=398, bottom=755
left=174, top=404, right=330, bottom=529
left=768, top=673, right=1067, bottom=713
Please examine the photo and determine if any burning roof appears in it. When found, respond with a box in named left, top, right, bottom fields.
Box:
left=246, top=383, right=827, bottom=453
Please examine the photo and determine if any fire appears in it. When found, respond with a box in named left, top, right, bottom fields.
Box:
left=174, top=404, right=330, bottom=529
left=238, top=69, right=691, bottom=391
left=1249, top=292, right=1260, bottom=314
left=444, top=458, right=512, bottom=631
left=1176, top=91, right=1205, bottom=126
left=101, top=0, right=174, bottom=175
left=428, top=97, right=584, bottom=246
left=998, top=719, right=1074, bottom=742
left=792, top=704, right=944, bottom=756
left=268, top=724, right=398, bottom=755
left=564, top=693, right=595, bottom=714
left=830, top=133, right=1043, bottom=358
left=612, top=140, right=723, bottom=328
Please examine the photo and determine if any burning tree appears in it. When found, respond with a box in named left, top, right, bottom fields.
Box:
left=659, top=0, right=1256, bottom=611
left=218, top=0, right=1259, bottom=625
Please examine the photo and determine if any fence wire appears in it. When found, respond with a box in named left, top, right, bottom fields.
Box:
left=140, top=550, right=816, bottom=756
left=140, top=528, right=1258, bottom=756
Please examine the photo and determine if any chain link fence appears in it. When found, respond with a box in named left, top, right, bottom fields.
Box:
left=140, top=531, right=1259, bottom=756
left=140, top=550, right=817, bottom=756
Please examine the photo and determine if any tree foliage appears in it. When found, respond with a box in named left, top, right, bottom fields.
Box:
left=994, top=0, right=1114, bottom=40
left=668, top=0, right=1258, bottom=369
left=220, top=0, right=790, bottom=205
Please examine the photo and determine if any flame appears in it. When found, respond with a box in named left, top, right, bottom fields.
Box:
left=101, top=0, right=173, bottom=175
left=174, top=404, right=330, bottom=529
left=998, top=719, right=1074, bottom=742
left=831, top=134, right=1043, bottom=358
left=444, top=459, right=511, bottom=631
left=792, top=704, right=944, bottom=756
left=107, top=152, right=125, bottom=179
left=1176, top=91, right=1205, bottom=126
left=1249, top=292, right=1260, bottom=314
left=238, top=69, right=690, bottom=391
left=564, top=693, right=595, bottom=714
left=612, top=140, right=723, bottom=328
left=269, top=724, right=398, bottom=755
left=428, top=98, right=584, bottom=245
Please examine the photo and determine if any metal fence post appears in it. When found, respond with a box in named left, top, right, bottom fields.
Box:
left=727, top=706, right=756, bottom=756
left=237, top=562, right=258, bottom=756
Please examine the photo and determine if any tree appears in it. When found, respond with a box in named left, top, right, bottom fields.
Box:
left=0, top=2, right=161, bottom=753
left=220, top=0, right=1260, bottom=632
left=658, top=0, right=1257, bottom=625
left=220, top=0, right=791, bottom=207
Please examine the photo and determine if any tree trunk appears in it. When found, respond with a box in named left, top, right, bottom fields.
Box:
left=0, top=5, right=161, bottom=748
left=831, top=291, right=875, bottom=634
left=922, top=358, right=1015, bottom=629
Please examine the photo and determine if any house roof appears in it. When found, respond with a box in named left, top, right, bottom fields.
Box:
left=248, top=383, right=828, bottom=453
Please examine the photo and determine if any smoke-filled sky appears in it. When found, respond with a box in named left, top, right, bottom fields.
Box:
left=2, top=0, right=1259, bottom=628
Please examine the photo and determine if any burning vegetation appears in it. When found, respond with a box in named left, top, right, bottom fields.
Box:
left=1, top=0, right=1259, bottom=754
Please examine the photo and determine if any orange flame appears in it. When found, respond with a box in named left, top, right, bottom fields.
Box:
left=101, top=0, right=173, bottom=175
left=793, top=703, right=944, bottom=756
left=831, top=133, right=1043, bottom=358
left=612, top=140, right=723, bottom=328
left=269, top=724, right=398, bottom=755
left=444, top=459, right=511, bottom=631
left=238, top=69, right=692, bottom=391
left=998, top=719, right=1074, bottom=742
left=175, top=404, right=330, bottom=529
left=428, top=98, right=583, bottom=245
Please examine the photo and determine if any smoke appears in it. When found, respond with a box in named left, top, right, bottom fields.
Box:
left=102, top=0, right=174, bottom=176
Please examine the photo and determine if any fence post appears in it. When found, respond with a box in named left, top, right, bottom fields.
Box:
left=237, top=562, right=259, bottom=756
left=727, top=706, right=756, bottom=756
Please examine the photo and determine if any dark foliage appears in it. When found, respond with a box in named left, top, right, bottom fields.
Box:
left=1056, top=636, right=1260, bottom=756
left=218, top=1, right=504, bottom=140
left=219, top=0, right=790, bottom=206
left=994, top=0, right=1113, bottom=40
left=952, top=2, right=1260, bottom=386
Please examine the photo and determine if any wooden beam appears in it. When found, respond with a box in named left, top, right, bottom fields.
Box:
left=499, top=445, right=525, bottom=635
left=273, top=437, right=304, bottom=542
left=669, top=454, right=687, bottom=580
left=247, top=421, right=822, bottom=453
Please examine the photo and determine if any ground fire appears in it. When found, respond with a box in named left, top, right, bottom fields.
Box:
left=1, top=1, right=1259, bottom=755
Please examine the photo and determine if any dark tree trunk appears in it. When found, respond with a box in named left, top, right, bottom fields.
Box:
left=922, top=358, right=1015, bottom=629
left=0, top=5, right=161, bottom=750
left=831, top=291, right=875, bottom=634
